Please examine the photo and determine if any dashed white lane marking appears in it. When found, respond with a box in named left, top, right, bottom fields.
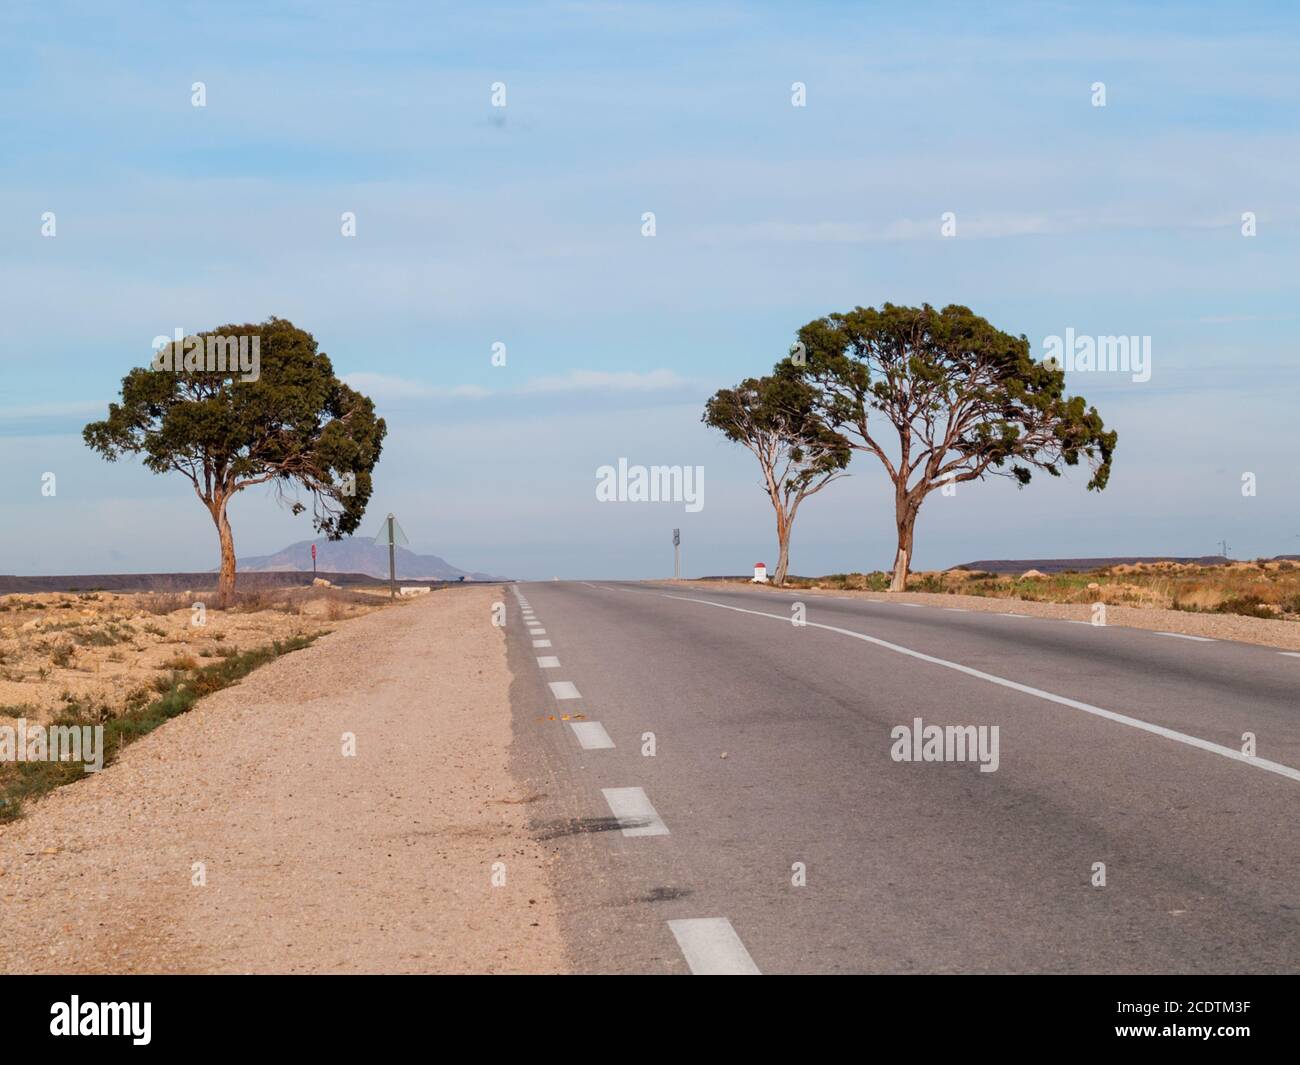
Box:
left=667, top=918, right=761, bottom=975
left=665, top=593, right=1300, bottom=785
left=1280, top=652, right=1300, bottom=658
left=1154, top=632, right=1216, bottom=642
left=529, top=628, right=546, bottom=636
left=532, top=639, right=552, bottom=648
left=601, top=787, right=669, bottom=836
left=1000, top=612, right=1031, bottom=618
left=548, top=681, right=582, bottom=700
left=943, top=607, right=969, bottom=612
left=570, top=721, right=615, bottom=750
left=536, top=656, right=561, bottom=668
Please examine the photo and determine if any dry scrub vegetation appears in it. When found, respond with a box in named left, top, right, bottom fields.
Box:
left=0, top=586, right=398, bottom=726
left=791, top=560, right=1300, bottom=622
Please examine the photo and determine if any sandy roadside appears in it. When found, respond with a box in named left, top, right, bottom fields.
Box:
left=661, top=580, right=1300, bottom=652
left=0, top=585, right=570, bottom=974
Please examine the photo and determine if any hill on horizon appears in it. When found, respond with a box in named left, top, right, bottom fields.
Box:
left=234, top=538, right=503, bottom=581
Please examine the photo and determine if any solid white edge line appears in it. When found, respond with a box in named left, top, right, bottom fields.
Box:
left=569, top=721, right=615, bottom=750
left=667, top=918, right=761, bottom=975
left=662, top=593, right=1300, bottom=785
left=1279, top=652, right=1300, bottom=658
left=1154, top=631, right=1216, bottom=642
left=601, top=787, right=669, bottom=836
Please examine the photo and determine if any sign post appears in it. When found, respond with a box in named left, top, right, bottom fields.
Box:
left=673, top=528, right=681, bottom=580
left=311, top=542, right=317, bottom=579
left=387, top=516, right=396, bottom=598
left=372, top=513, right=409, bottom=600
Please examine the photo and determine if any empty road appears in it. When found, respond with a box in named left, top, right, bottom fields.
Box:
left=507, top=580, right=1300, bottom=974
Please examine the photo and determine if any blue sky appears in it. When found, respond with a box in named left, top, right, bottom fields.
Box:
left=2, top=1, right=1297, bottom=578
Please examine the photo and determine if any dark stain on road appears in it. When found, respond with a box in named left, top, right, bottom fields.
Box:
left=534, top=815, right=645, bottom=840
left=639, top=886, right=693, bottom=903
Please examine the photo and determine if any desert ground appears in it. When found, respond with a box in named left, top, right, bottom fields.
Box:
left=793, top=559, right=1300, bottom=616
left=0, top=586, right=391, bottom=726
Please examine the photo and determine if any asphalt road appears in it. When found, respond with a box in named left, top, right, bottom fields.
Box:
left=506, top=580, right=1300, bottom=974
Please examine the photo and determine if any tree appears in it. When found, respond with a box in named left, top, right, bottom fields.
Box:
left=703, top=374, right=850, bottom=586
left=84, top=317, right=386, bottom=606
left=780, top=303, right=1116, bottom=591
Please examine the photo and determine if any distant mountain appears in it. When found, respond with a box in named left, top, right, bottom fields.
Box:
left=235, top=538, right=502, bottom=581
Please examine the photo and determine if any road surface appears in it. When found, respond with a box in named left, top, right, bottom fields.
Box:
left=508, top=580, right=1300, bottom=974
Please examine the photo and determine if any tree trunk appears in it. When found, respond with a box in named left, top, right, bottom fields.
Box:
left=214, top=500, right=237, bottom=608
left=769, top=503, right=793, bottom=586
left=774, top=525, right=791, bottom=587
left=889, top=504, right=917, bottom=593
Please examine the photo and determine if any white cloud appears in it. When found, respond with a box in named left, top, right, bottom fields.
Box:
left=344, top=368, right=693, bottom=403
left=341, top=373, right=489, bottom=401
left=520, top=369, right=691, bottom=393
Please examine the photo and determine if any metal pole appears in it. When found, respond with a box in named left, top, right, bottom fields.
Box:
left=388, top=514, right=396, bottom=599
left=674, top=543, right=680, bottom=580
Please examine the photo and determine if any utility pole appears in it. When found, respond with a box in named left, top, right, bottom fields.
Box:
left=673, top=528, right=681, bottom=580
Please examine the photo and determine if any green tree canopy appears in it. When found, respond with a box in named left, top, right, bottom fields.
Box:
left=84, top=317, right=386, bottom=604
left=704, top=373, right=849, bottom=585
left=780, top=303, right=1116, bottom=589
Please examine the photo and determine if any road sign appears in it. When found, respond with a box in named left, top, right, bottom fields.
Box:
left=373, top=515, right=409, bottom=547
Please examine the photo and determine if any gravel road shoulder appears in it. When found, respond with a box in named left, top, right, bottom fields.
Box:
left=0, top=585, right=569, bottom=974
